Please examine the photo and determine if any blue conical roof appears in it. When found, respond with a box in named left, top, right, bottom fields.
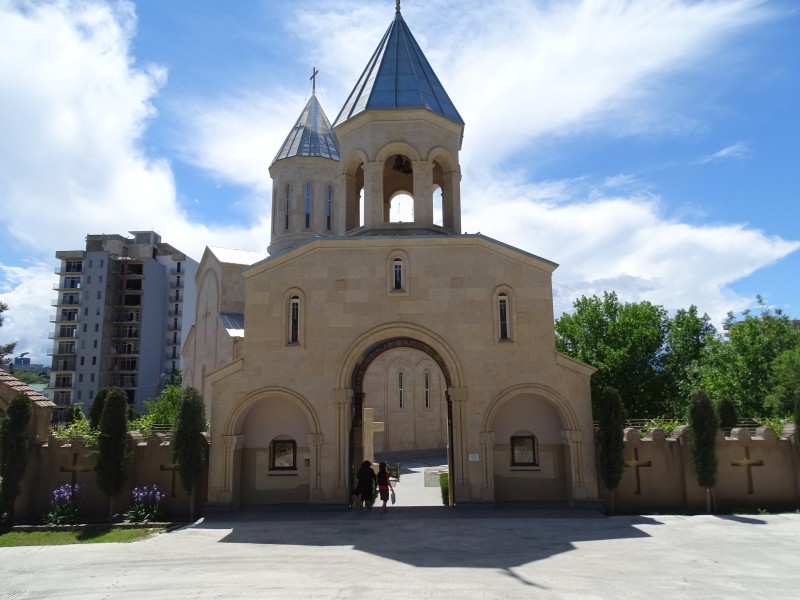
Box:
left=272, top=94, right=340, bottom=165
left=333, top=10, right=464, bottom=127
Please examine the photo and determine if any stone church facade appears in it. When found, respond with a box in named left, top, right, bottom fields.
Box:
left=183, top=6, right=600, bottom=510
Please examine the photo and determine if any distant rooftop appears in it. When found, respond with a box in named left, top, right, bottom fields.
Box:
left=334, top=8, right=463, bottom=127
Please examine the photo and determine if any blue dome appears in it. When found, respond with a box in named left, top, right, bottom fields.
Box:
left=334, top=10, right=464, bottom=127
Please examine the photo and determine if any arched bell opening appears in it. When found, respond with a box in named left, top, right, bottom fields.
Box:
left=389, top=193, right=414, bottom=223
left=383, top=154, right=414, bottom=223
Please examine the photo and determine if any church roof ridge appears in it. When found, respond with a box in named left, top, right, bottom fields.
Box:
left=207, top=246, right=268, bottom=266
left=333, top=9, right=464, bottom=127
left=272, top=92, right=340, bottom=165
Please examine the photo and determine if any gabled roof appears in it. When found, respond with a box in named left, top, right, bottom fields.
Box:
left=334, top=9, right=464, bottom=127
left=272, top=94, right=340, bottom=165
left=207, top=246, right=268, bottom=267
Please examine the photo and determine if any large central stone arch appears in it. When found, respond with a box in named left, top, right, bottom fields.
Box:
left=351, top=337, right=453, bottom=417
left=338, top=324, right=464, bottom=505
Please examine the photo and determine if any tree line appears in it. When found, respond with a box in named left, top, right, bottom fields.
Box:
left=555, top=292, right=800, bottom=422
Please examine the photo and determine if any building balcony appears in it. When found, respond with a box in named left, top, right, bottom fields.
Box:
left=48, top=331, right=77, bottom=340
left=53, top=282, right=81, bottom=291
left=113, top=312, right=140, bottom=324
left=51, top=296, right=80, bottom=306
left=54, top=265, right=83, bottom=275
left=114, top=345, right=140, bottom=355
left=48, top=345, right=77, bottom=356
left=168, top=309, right=182, bottom=317
left=50, top=312, right=80, bottom=323
left=169, top=280, right=184, bottom=289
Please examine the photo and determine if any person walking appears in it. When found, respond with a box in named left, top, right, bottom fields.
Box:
left=377, top=462, right=394, bottom=513
left=351, top=460, right=377, bottom=509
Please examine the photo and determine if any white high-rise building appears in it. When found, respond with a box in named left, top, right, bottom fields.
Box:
left=48, top=231, right=198, bottom=417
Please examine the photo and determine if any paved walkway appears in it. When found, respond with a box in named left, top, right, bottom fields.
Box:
left=374, top=449, right=448, bottom=507
left=3, top=510, right=800, bottom=598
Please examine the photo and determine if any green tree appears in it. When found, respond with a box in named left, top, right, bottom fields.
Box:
left=697, top=296, right=799, bottom=418
left=172, top=387, right=207, bottom=520
left=765, top=345, right=800, bottom=416
left=688, top=390, right=718, bottom=513
left=0, top=392, right=33, bottom=525
left=555, top=292, right=668, bottom=416
left=660, top=306, right=716, bottom=417
left=14, top=371, right=48, bottom=385
left=716, top=396, right=737, bottom=430
left=0, top=301, right=16, bottom=369
left=95, top=387, right=129, bottom=521
left=596, top=386, right=625, bottom=515
left=131, top=383, right=183, bottom=436
left=88, top=387, right=109, bottom=431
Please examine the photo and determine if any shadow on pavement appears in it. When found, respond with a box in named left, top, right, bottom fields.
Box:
left=184, top=507, right=663, bottom=571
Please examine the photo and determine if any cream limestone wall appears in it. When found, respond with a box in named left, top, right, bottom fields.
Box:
left=204, top=234, right=599, bottom=508
left=362, top=347, right=448, bottom=452
left=183, top=248, right=251, bottom=416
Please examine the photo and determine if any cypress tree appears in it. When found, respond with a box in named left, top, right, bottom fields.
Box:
left=95, top=387, right=129, bottom=521
left=688, top=389, right=719, bottom=513
left=717, top=396, right=737, bottom=431
left=597, top=386, right=625, bottom=514
left=0, top=393, right=32, bottom=526
left=172, top=387, right=207, bottom=520
left=88, top=387, right=109, bottom=431
left=794, top=398, right=800, bottom=448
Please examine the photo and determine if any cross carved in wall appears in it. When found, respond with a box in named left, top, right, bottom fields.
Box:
left=731, top=446, right=764, bottom=495
left=624, top=446, right=652, bottom=495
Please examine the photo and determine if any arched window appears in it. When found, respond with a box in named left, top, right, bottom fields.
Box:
left=424, top=371, right=431, bottom=409
left=326, top=186, right=332, bottom=231
left=305, top=183, right=312, bottom=228
left=270, top=437, right=297, bottom=470
left=511, top=433, right=538, bottom=466
left=398, top=371, right=405, bottom=409
left=288, top=295, right=300, bottom=344
left=284, top=184, right=291, bottom=230
left=393, top=258, right=403, bottom=291
left=498, top=292, right=511, bottom=341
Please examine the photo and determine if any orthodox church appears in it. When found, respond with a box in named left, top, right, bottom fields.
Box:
left=183, top=5, right=600, bottom=509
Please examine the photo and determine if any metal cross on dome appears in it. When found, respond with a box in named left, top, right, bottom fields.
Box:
left=310, top=66, right=319, bottom=94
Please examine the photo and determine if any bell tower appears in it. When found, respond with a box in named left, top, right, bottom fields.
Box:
left=268, top=72, right=340, bottom=255
left=332, top=4, right=465, bottom=237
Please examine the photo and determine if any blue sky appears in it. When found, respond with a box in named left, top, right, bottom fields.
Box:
left=1, top=0, right=798, bottom=363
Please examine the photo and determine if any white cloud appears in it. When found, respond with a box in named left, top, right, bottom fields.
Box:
left=0, top=262, right=58, bottom=361
left=696, top=141, right=752, bottom=164
left=461, top=176, right=799, bottom=325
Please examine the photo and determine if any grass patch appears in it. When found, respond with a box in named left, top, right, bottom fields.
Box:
left=0, top=527, right=163, bottom=547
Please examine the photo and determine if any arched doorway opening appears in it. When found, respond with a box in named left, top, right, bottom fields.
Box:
left=350, top=337, right=455, bottom=506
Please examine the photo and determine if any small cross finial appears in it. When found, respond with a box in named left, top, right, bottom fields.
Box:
left=396, top=0, right=401, bottom=12
left=310, top=66, right=319, bottom=94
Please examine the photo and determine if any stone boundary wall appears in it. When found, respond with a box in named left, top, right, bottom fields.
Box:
left=598, top=424, right=800, bottom=513
left=14, top=432, right=208, bottom=524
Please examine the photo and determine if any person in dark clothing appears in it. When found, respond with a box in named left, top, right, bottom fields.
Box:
left=377, top=462, right=394, bottom=513
left=351, top=460, right=377, bottom=509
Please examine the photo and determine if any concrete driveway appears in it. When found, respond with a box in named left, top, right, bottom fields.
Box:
left=3, top=508, right=800, bottom=599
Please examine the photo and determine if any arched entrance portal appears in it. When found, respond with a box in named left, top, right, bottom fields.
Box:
left=350, top=337, right=455, bottom=506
